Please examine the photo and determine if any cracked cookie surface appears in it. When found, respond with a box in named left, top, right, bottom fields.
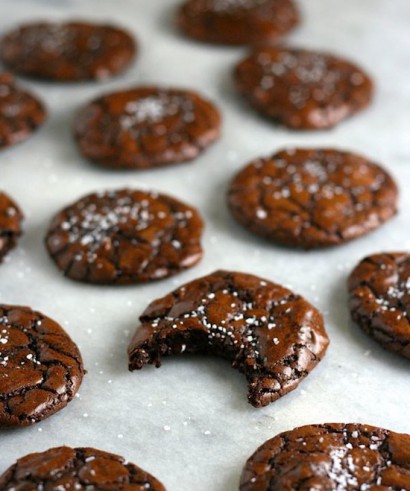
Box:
left=45, top=189, right=204, bottom=284
left=0, top=191, right=23, bottom=263
left=177, top=0, right=299, bottom=46
left=0, top=21, right=136, bottom=81
left=348, top=252, right=410, bottom=359
left=240, top=423, right=410, bottom=490
left=234, top=47, right=373, bottom=129
left=128, top=270, right=329, bottom=407
left=227, top=149, right=398, bottom=249
left=0, top=73, right=46, bottom=149
left=0, top=446, right=166, bottom=490
left=74, top=86, right=221, bottom=169
left=0, top=305, right=84, bottom=426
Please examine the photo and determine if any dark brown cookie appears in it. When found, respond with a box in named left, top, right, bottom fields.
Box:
left=0, top=191, right=23, bottom=262
left=0, top=73, right=46, bottom=148
left=234, top=46, right=373, bottom=129
left=0, top=446, right=166, bottom=490
left=0, top=304, right=84, bottom=426
left=348, top=252, right=410, bottom=359
left=177, top=0, right=299, bottom=46
left=227, top=149, right=398, bottom=249
left=45, top=189, right=204, bottom=284
left=74, top=86, right=221, bottom=169
left=128, top=270, right=329, bottom=408
left=240, top=423, right=410, bottom=490
left=0, top=21, right=136, bottom=81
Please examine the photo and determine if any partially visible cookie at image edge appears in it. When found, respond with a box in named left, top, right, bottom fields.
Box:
left=348, top=252, right=410, bottom=359
left=74, top=86, right=221, bottom=169
left=227, top=148, right=398, bottom=248
left=128, top=270, right=329, bottom=407
left=240, top=423, right=410, bottom=490
left=234, top=46, right=373, bottom=129
left=177, top=0, right=299, bottom=46
left=0, top=73, right=46, bottom=149
left=0, top=304, right=85, bottom=427
left=45, top=189, right=204, bottom=284
left=0, top=446, right=166, bottom=490
left=0, top=21, right=136, bottom=81
left=0, top=191, right=23, bottom=263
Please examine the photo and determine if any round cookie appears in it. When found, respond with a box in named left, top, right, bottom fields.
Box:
left=45, top=189, right=204, bottom=284
left=0, top=304, right=84, bottom=426
left=74, top=86, right=221, bottom=169
left=128, top=270, right=329, bottom=408
left=0, top=446, right=166, bottom=490
left=0, top=73, right=46, bottom=149
left=177, top=0, right=299, bottom=46
left=227, top=149, right=398, bottom=249
left=240, top=423, right=410, bottom=490
left=0, top=21, right=136, bottom=81
left=234, top=46, right=373, bottom=129
left=0, top=192, right=23, bottom=263
left=348, top=252, right=410, bottom=359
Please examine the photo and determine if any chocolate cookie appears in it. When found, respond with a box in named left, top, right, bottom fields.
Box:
left=0, top=304, right=84, bottom=426
left=74, top=86, right=221, bottom=169
left=0, top=192, right=23, bottom=263
left=177, top=0, right=299, bottom=46
left=0, top=73, right=46, bottom=148
left=128, top=270, right=329, bottom=408
left=348, top=252, right=410, bottom=359
left=240, top=423, right=410, bottom=490
left=227, top=149, right=398, bottom=249
left=234, top=47, right=373, bottom=129
left=45, top=189, right=204, bottom=284
left=0, top=446, right=166, bottom=490
left=0, top=21, right=136, bottom=81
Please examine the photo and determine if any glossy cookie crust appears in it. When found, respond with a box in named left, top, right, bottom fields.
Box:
left=0, top=73, right=46, bottom=149
left=128, top=270, right=329, bottom=407
left=234, top=46, right=373, bottom=129
left=348, top=252, right=410, bottom=359
left=0, top=446, right=166, bottom=490
left=0, top=304, right=84, bottom=426
left=45, top=189, right=204, bottom=284
left=0, top=21, right=136, bottom=81
left=74, top=86, right=221, bottom=169
left=177, top=0, right=299, bottom=46
left=240, top=423, right=410, bottom=490
left=228, top=149, right=398, bottom=248
left=0, top=191, right=23, bottom=263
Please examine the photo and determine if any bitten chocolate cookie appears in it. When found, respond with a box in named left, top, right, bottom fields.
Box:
left=45, top=189, right=204, bottom=284
left=0, top=21, right=136, bottom=81
left=240, top=423, right=410, bottom=490
left=74, top=86, right=221, bottom=169
left=0, top=446, right=166, bottom=490
left=128, top=270, right=329, bottom=408
left=234, top=47, right=373, bottom=129
left=177, top=0, right=299, bottom=46
left=0, top=305, right=84, bottom=426
left=348, top=253, right=410, bottom=359
left=0, top=192, right=23, bottom=262
left=227, top=149, right=398, bottom=249
left=0, top=73, right=46, bottom=148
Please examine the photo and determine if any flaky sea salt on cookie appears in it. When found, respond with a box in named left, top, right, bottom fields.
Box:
left=128, top=270, right=329, bottom=407
left=240, top=423, right=410, bottom=490
left=74, top=86, right=221, bottom=169
left=348, top=252, right=410, bottom=359
left=228, top=149, right=398, bottom=248
left=234, top=47, right=373, bottom=129
left=45, top=189, right=204, bottom=284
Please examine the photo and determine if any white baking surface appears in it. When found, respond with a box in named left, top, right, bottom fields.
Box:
left=0, top=0, right=409, bottom=489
